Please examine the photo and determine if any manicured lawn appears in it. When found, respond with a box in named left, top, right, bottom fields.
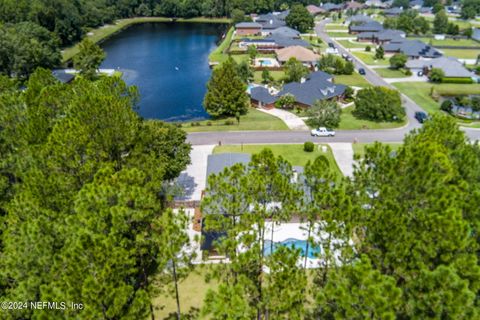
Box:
left=325, top=24, right=348, bottom=30
left=326, top=31, right=353, bottom=38
left=209, top=26, right=235, bottom=63
left=152, top=265, right=217, bottom=319
left=231, top=54, right=249, bottom=64
left=253, top=70, right=285, bottom=83
left=352, top=52, right=389, bottom=66
left=440, top=49, right=480, bottom=59
left=180, top=108, right=288, bottom=132
left=62, top=17, right=230, bottom=62
left=374, top=68, right=409, bottom=78
left=353, top=142, right=402, bottom=158
left=334, top=73, right=371, bottom=87
left=408, top=37, right=479, bottom=47
left=213, top=144, right=342, bottom=175
left=338, top=106, right=407, bottom=130
left=393, top=82, right=480, bottom=114
left=337, top=39, right=369, bottom=48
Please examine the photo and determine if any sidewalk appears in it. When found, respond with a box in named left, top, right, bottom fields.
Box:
left=257, top=108, right=309, bottom=131
left=328, top=143, right=354, bottom=177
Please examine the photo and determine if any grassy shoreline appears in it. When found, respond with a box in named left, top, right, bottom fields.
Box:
left=62, top=16, right=231, bottom=63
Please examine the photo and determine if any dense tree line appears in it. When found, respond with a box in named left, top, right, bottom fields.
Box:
left=201, top=115, right=480, bottom=318
left=0, top=70, right=192, bottom=319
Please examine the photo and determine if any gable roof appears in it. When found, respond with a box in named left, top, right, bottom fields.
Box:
left=307, top=70, right=333, bottom=82
left=277, top=74, right=346, bottom=106
left=250, top=86, right=277, bottom=104
left=384, top=7, right=403, bottom=15
left=275, top=46, right=320, bottom=62
left=375, top=29, right=406, bottom=41
left=52, top=70, right=75, bottom=83
left=271, top=26, right=301, bottom=38
left=306, top=4, right=324, bottom=14
left=350, top=21, right=384, bottom=32
left=345, top=1, right=365, bottom=9
left=265, top=35, right=309, bottom=47
left=320, top=3, right=343, bottom=11
left=235, top=22, right=262, bottom=29
left=206, top=153, right=251, bottom=177
left=347, top=14, right=374, bottom=24
left=383, top=39, right=442, bottom=58
left=406, top=56, right=474, bottom=77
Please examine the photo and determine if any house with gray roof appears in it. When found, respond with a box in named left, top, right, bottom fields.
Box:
left=270, top=26, right=301, bottom=39
left=473, top=28, right=480, bottom=42
left=384, top=7, right=403, bottom=16
left=406, top=56, right=474, bottom=78
left=347, top=14, right=375, bottom=25
left=52, top=70, right=75, bottom=83
left=383, top=39, right=442, bottom=58
left=320, top=2, right=343, bottom=11
left=409, top=0, right=423, bottom=9
left=256, top=12, right=288, bottom=33
left=349, top=21, right=384, bottom=34
left=250, top=86, right=278, bottom=108
left=365, top=0, right=391, bottom=8
left=238, top=36, right=308, bottom=51
left=357, top=29, right=406, bottom=44
left=235, top=22, right=263, bottom=36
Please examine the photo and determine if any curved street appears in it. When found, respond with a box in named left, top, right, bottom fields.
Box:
left=187, top=20, right=480, bottom=146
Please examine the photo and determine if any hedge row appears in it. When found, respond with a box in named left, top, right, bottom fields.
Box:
left=441, top=77, right=474, bottom=84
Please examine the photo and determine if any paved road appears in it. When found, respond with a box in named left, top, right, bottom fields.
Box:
left=187, top=20, right=480, bottom=146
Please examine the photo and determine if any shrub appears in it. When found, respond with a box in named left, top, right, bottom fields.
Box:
left=304, top=141, right=315, bottom=152
left=354, top=87, right=405, bottom=122
left=190, top=122, right=196, bottom=127
left=305, top=100, right=342, bottom=128
left=428, top=68, right=445, bottom=83
left=440, top=100, right=453, bottom=113
left=365, top=45, right=371, bottom=52
left=389, top=53, right=408, bottom=69
left=206, top=121, right=212, bottom=126
left=224, top=120, right=235, bottom=125
left=441, top=77, right=474, bottom=84
left=344, top=86, right=355, bottom=100
left=405, top=69, right=412, bottom=76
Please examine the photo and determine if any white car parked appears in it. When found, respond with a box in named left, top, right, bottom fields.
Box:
left=311, top=127, right=335, bottom=137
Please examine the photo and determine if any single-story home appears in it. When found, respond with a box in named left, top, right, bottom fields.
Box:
left=383, top=7, right=404, bottom=16
left=383, top=39, right=442, bottom=58
left=365, top=0, right=391, bottom=8
left=319, top=2, right=343, bottom=12
left=238, top=36, right=309, bottom=51
left=255, top=12, right=288, bottom=34
left=235, top=22, right=263, bottom=36
left=306, top=4, right=325, bottom=15
left=409, top=0, right=424, bottom=9
left=406, top=56, right=474, bottom=78
left=357, top=29, right=406, bottom=44
left=270, top=26, right=301, bottom=39
left=344, top=1, right=365, bottom=10
left=473, top=28, right=480, bottom=42
left=249, top=71, right=345, bottom=109
left=349, top=21, right=384, bottom=34
left=275, top=46, right=320, bottom=65
left=347, top=14, right=375, bottom=25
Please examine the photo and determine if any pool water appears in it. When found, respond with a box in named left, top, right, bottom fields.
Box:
left=264, top=238, right=320, bottom=259
left=260, top=60, right=272, bottom=66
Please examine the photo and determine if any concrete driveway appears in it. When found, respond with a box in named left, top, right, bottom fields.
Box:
left=257, top=108, right=309, bottom=130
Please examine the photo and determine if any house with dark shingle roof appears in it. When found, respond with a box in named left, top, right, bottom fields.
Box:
left=256, top=12, right=288, bottom=34
left=384, top=7, right=403, bottom=16
left=347, top=14, right=374, bottom=25
left=238, top=36, right=309, bottom=51
left=320, top=2, right=343, bottom=12
left=406, top=56, right=474, bottom=78
left=52, top=70, right=75, bottom=84
left=357, top=29, right=406, bottom=44
left=270, top=26, right=301, bottom=39
left=349, top=21, right=384, bottom=34
left=250, top=86, right=278, bottom=108
left=409, top=0, right=424, bottom=9
left=235, top=22, right=263, bottom=36
left=383, top=39, right=442, bottom=58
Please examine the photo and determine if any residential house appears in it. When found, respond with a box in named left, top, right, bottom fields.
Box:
left=255, top=12, right=288, bottom=35
left=383, top=39, right=442, bottom=58
left=275, top=46, right=320, bottom=66
left=383, top=7, right=404, bottom=16
left=409, top=0, right=423, bottom=10
left=344, top=1, right=365, bottom=10
left=250, top=86, right=278, bottom=108
left=357, top=29, right=406, bottom=43
left=405, top=56, right=474, bottom=78
left=235, top=22, right=263, bottom=36
left=365, top=0, right=391, bottom=8
left=473, top=28, right=480, bottom=42
left=346, top=14, right=375, bottom=25
left=52, top=70, right=75, bottom=83
left=270, top=26, right=301, bottom=39
left=306, top=4, right=324, bottom=15
left=349, top=21, right=384, bottom=34
left=238, top=36, right=308, bottom=51
left=319, top=2, right=343, bottom=12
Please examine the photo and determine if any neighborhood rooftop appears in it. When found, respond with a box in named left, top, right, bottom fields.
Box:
left=384, top=39, right=442, bottom=58
left=406, top=56, right=474, bottom=78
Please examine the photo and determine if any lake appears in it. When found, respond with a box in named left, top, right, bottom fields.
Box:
left=100, top=23, right=226, bottom=121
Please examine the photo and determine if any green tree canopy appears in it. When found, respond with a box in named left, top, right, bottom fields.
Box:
left=433, top=10, right=449, bottom=34
left=73, top=38, right=106, bottom=80
left=305, top=100, right=342, bottom=128
left=389, top=53, right=408, bottom=69
left=284, top=57, right=309, bottom=83
left=354, top=86, right=405, bottom=122
left=285, top=4, right=314, bottom=33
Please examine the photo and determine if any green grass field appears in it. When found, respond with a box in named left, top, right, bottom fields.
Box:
left=180, top=108, right=288, bottom=132
left=440, top=49, right=480, bottom=59
left=374, top=68, right=409, bottom=78
left=62, top=17, right=230, bottom=62
left=325, top=24, right=349, bottom=30
left=334, top=73, right=372, bottom=87
left=337, top=39, right=369, bottom=48
left=408, top=37, right=479, bottom=47
left=352, top=142, right=402, bottom=158
left=352, top=52, right=390, bottom=66
left=393, top=82, right=480, bottom=114
left=327, top=31, right=353, bottom=38
left=209, top=26, right=234, bottom=63
left=338, top=106, right=407, bottom=130
left=213, top=144, right=342, bottom=175
left=253, top=70, right=285, bottom=83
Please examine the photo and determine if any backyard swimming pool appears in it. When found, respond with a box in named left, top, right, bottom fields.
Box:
left=264, top=238, right=320, bottom=259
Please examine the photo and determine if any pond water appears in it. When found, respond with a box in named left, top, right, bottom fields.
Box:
left=100, top=23, right=226, bottom=121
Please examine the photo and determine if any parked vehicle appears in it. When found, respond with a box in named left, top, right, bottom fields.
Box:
left=311, top=127, right=336, bottom=137
left=358, top=68, right=366, bottom=75
left=328, top=42, right=335, bottom=48
left=414, top=111, right=428, bottom=123
left=326, top=48, right=339, bottom=55
left=417, top=71, right=423, bottom=76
